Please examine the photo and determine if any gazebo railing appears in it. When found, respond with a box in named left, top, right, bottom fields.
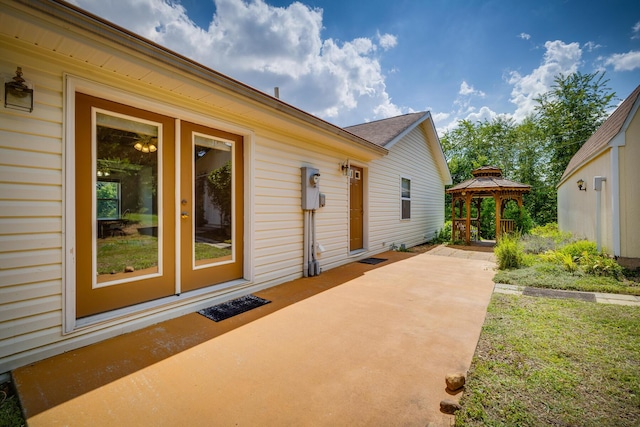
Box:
left=500, top=219, right=515, bottom=234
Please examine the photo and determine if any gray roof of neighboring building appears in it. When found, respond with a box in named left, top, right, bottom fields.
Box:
left=561, top=84, right=640, bottom=182
left=344, top=112, right=428, bottom=148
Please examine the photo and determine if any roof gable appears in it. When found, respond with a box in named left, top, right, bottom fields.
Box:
left=344, top=112, right=427, bottom=148
left=344, top=112, right=452, bottom=185
left=561, top=84, right=640, bottom=182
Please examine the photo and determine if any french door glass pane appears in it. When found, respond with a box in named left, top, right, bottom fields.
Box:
left=193, top=135, right=233, bottom=266
left=95, top=112, right=160, bottom=283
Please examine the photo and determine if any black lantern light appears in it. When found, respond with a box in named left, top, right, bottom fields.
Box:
left=5, top=67, right=33, bottom=113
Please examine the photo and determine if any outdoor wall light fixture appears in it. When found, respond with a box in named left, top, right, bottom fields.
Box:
left=340, top=160, right=353, bottom=178
left=4, top=67, right=33, bottom=113
left=577, top=179, right=587, bottom=191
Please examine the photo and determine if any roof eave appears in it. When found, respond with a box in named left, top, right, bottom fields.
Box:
left=24, top=0, right=387, bottom=157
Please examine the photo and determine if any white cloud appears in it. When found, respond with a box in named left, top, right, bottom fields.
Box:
left=584, top=41, right=602, bottom=52
left=459, top=81, right=485, bottom=97
left=508, top=40, right=582, bottom=121
left=518, top=32, right=531, bottom=40
left=436, top=39, right=584, bottom=135
left=378, top=33, right=398, bottom=50
left=633, top=21, right=640, bottom=39
left=464, top=106, right=500, bottom=123
left=69, top=0, right=404, bottom=126
left=604, top=50, right=640, bottom=71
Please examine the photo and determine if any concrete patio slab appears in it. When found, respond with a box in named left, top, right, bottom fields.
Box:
left=14, top=250, right=496, bottom=427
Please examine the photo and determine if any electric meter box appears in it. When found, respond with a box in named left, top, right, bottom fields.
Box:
left=301, top=167, right=321, bottom=210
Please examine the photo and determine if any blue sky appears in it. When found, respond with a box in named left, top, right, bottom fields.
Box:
left=71, top=0, right=640, bottom=134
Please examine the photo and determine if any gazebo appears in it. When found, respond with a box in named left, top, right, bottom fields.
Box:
left=446, top=166, right=531, bottom=244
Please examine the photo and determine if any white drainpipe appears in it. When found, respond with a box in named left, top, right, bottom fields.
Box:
left=594, top=176, right=607, bottom=252
left=610, top=146, right=621, bottom=257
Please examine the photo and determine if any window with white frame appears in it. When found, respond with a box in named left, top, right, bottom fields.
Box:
left=401, top=177, right=411, bottom=219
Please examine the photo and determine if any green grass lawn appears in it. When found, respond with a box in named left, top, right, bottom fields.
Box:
left=97, top=235, right=232, bottom=274
left=456, top=293, right=640, bottom=426
left=97, top=235, right=159, bottom=274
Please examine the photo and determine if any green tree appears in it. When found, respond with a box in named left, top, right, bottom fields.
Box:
left=441, top=71, right=616, bottom=232
left=535, top=71, right=616, bottom=184
left=207, top=161, right=232, bottom=230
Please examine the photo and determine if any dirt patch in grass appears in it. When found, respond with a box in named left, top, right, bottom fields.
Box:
left=407, top=243, right=438, bottom=254
left=455, top=293, right=640, bottom=426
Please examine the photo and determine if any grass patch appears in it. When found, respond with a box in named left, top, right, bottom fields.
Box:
left=456, top=293, right=640, bottom=426
left=98, top=237, right=232, bottom=274
left=0, top=381, right=24, bottom=427
left=494, top=224, right=640, bottom=295
left=495, top=263, right=640, bottom=296
left=194, top=242, right=232, bottom=260
left=97, top=235, right=159, bottom=274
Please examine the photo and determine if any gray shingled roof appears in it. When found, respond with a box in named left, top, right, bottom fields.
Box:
left=344, top=112, right=427, bottom=147
left=561, top=84, right=640, bottom=182
left=446, top=167, right=531, bottom=194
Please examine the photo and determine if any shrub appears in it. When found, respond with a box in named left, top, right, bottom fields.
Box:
left=580, top=252, right=623, bottom=280
left=530, top=223, right=573, bottom=243
left=433, top=221, right=452, bottom=243
left=561, top=240, right=598, bottom=259
left=540, top=250, right=578, bottom=273
left=495, top=233, right=525, bottom=270
left=521, top=234, right=557, bottom=254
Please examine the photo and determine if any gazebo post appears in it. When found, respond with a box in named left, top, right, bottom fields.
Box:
left=494, top=193, right=501, bottom=241
left=451, top=197, right=456, bottom=241
left=465, top=192, right=472, bottom=245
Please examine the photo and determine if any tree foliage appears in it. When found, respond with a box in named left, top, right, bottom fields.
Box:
left=441, top=71, right=616, bottom=236
left=535, top=71, right=615, bottom=184
left=207, top=161, right=232, bottom=228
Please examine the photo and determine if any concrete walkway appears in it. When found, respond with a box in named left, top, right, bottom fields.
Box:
left=14, top=250, right=496, bottom=427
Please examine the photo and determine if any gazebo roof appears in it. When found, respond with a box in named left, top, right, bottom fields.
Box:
left=446, top=166, right=531, bottom=195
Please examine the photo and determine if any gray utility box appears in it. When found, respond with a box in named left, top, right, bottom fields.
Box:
left=301, top=166, right=321, bottom=210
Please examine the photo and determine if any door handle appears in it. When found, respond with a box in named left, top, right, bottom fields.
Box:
left=181, top=211, right=189, bottom=219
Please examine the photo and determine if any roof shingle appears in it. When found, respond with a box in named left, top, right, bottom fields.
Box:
left=561, top=84, right=640, bottom=181
left=344, top=112, right=427, bottom=147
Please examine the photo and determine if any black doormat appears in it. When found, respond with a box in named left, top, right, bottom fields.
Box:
left=358, top=257, right=388, bottom=265
left=523, top=287, right=596, bottom=302
left=198, top=294, right=271, bottom=322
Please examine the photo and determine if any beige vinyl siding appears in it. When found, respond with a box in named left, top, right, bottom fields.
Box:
left=619, top=111, right=640, bottom=258
left=368, top=126, right=445, bottom=250
left=0, top=1, right=392, bottom=372
left=0, top=47, right=65, bottom=365
left=557, top=151, right=613, bottom=251
left=252, top=134, right=354, bottom=287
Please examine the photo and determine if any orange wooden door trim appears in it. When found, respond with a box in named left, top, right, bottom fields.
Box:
left=349, top=166, right=364, bottom=251
left=179, top=121, right=244, bottom=292
left=75, top=93, right=176, bottom=318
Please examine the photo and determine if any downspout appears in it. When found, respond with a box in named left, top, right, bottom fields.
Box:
left=303, top=211, right=310, bottom=277
left=610, top=146, right=621, bottom=257
left=594, top=176, right=607, bottom=252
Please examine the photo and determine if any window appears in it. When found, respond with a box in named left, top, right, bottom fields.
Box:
left=401, top=177, right=411, bottom=219
left=96, top=180, right=121, bottom=219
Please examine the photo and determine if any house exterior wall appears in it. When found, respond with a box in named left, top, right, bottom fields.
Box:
left=0, top=37, right=367, bottom=373
left=368, top=126, right=446, bottom=250
left=557, top=151, right=613, bottom=253
left=619, top=110, right=640, bottom=259
left=0, top=2, right=447, bottom=373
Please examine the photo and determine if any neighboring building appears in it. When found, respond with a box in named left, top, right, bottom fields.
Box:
left=0, top=0, right=451, bottom=373
left=557, top=84, right=640, bottom=267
